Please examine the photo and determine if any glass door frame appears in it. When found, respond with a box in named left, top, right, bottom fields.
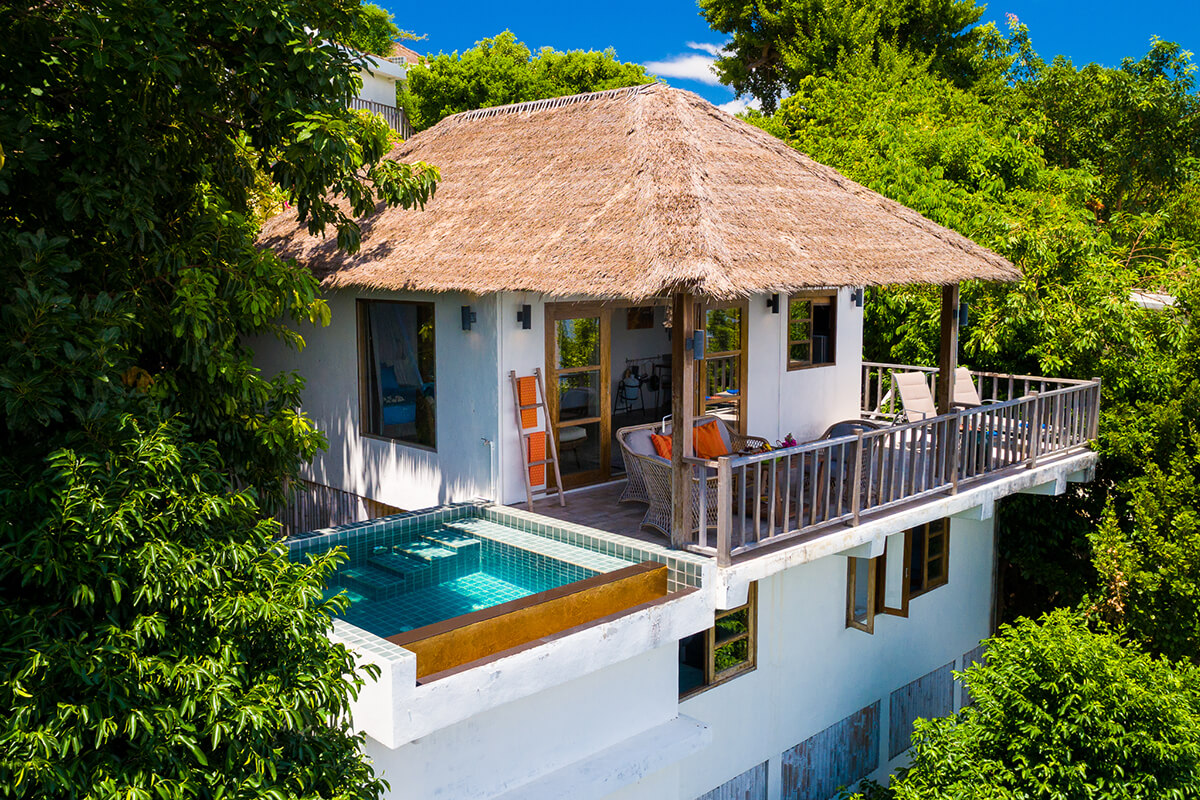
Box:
left=545, top=302, right=613, bottom=489
left=696, top=298, right=749, bottom=434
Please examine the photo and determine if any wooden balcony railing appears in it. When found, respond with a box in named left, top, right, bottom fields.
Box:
left=348, top=97, right=414, bottom=139
left=687, top=369, right=1101, bottom=565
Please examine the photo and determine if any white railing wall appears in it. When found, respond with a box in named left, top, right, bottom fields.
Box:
left=690, top=374, right=1101, bottom=565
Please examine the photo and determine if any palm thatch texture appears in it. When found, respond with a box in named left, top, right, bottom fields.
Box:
left=259, top=84, right=1018, bottom=299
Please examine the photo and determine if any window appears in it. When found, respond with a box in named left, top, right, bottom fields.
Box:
left=846, top=556, right=878, bottom=633
left=680, top=584, right=757, bottom=697
left=358, top=300, right=436, bottom=449
left=788, top=292, right=837, bottom=369
left=908, top=518, right=949, bottom=598
left=846, top=519, right=950, bottom=633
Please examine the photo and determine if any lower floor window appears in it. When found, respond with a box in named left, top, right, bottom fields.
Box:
left=680, top=583, right=757, bottom=697
left=847, top=518, right=951, bottom=634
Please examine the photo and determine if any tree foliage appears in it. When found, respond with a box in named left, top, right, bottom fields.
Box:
left=400, top=31, right=652, bottom=131
left=878, top=611, right=1200, bottom=798
left=341, top=3, right=423, bottom=57
left=1, top=420, right=374, bottom=797
left=1, top=0, right=437, bottom=795
left=344, top=3, right=401, bottom=56
left=744, top=21, right=1200, bottom=661
left=700, top=0, right=989, bottom=112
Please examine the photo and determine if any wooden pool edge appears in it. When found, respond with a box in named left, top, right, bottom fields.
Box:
left=387, top=561, right=669, bottom=679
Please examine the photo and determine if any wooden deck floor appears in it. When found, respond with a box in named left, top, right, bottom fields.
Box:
left=528, top=481, right=670, bottom=548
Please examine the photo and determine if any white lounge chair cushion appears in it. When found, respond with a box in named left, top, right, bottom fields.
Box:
left=954, top=367, right=982, bottom=406
left=895, top=372, right=937, bottom=421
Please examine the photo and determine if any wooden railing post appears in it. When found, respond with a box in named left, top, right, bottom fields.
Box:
left=936, top=284, right=960, bottom=415
left=716, top=457, right=732, bottom=567
left=949, top=409, right=962, bottom=494
left=1090, top=377, right=1102, bottom=441
left=670, top=292, right=697, bottom=549
left=1027, top=391, right=1041, bottom=469
left=851, top=430, right=865, bottom=525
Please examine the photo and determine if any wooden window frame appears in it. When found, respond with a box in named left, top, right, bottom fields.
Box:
left=849, top=519, right=950, bottom=634
left=357, top=299, right=437, bottom=451
left=846, top=557, right=877, bottom=633
left=908, top=518, right=950, bottom=600
left=680, top=583, right=757, bottom=699
left=787, top=291, right=837, bottom=371
left=695, top=299, right=750, bottom=434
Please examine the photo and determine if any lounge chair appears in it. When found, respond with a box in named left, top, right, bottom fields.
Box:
left=618, top=417, right=768, bottom=538
left=952, top=367, right=1001, bottom=408
left=894, top=372, right=938, bottom=422
left=614, top=422, right=661, bottom=504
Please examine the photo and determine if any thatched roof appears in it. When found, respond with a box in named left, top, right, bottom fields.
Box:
left=259, top=83, right=1018, bottom=300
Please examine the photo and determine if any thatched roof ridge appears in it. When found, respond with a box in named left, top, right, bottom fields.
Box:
left=259, top=83, right=1018, bottom=300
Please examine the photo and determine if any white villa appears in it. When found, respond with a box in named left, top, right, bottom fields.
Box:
left=351, top=47, right=412, bottom=138
left=257, top=84, right=1100, bottom=800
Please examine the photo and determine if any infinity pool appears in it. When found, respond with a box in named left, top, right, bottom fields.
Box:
left=288, top=509, right=639, bottom=638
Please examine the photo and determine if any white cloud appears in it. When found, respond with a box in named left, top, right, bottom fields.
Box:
left=685, top=41, right=725, bottom=57
left=718, top=96, right=762, bottom=116
left=643, top=53, right=722, bottom=86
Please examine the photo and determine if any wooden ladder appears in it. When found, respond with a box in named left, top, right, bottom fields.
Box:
left=509, top=369, right=566, bottom=508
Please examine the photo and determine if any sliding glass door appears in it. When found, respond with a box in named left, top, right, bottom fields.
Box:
left=546, top=304, right=611, bottom=488
left=696, top=300, right=748, bottom=433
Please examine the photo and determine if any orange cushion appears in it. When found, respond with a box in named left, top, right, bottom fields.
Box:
left=650, top=433, right=673, bottom=459
left=693, top=420, right=729, bottom=459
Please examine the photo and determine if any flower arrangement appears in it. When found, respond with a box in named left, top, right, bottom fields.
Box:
left=777, top=433, right=797, bottom=448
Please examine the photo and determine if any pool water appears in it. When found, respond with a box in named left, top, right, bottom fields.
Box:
left=305, top=517, right=636, bottom=638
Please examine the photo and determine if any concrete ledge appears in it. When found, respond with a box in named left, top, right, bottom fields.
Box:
left=342, top=586, right=713, bottom=747
left=492, top=714, right=711, bottom=800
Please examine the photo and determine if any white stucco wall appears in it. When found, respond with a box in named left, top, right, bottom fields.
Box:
left=745, top=288, right=864, bottom=445
left=363, top=644, right=694, bottom=799
left=676, top=514, right=994, bottom=800
left=494, top=290, right=865, bottom=506
left=250, top=289, right=501, bottom=509
left=351, top=511, right=996, bottom=800
left=356, top=57, right=405, bottom=106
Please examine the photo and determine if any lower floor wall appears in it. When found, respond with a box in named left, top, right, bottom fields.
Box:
left=675, top=515, right=994, bottom=800
left=361, top=515, right=994, bottom=800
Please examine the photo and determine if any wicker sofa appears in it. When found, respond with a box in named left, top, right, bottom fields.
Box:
left=616, top=417, right=769, bottom=539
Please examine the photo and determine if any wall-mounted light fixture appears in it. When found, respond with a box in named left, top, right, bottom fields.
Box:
left=516, top=304, right=532, bottom=330
left=767, top=293, right=781, bottom=314
left=958, top=301, right=970, bottom=328
left=461, top=305, right=477, bottom=331
left=851, top=288, right=864, bottom=307
left=685, top=330, right=707, bottom=361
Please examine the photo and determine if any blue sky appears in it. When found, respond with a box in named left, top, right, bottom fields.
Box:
left=384, top=0, right=1199, bottom=112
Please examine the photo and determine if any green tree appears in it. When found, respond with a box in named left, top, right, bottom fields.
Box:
left=0, top=0, right=436, bottom=795
left=343, top=3, right=423, bottom=57
left=883, top=611, right=1200, bottom=798
left=401, top=31, right=652, bottom=131
left=744, top=35, right=1200, bottom=653
left=700, top=0, right=989, bottom=112
left=1, top=420, right=375, bottom=797
left=1002, top=37, right=1200, bottom=219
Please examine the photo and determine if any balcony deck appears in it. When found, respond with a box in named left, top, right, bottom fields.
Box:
left=529, top=481, right=667, bottom=546
left=533, top=366, right=1102, bottom=566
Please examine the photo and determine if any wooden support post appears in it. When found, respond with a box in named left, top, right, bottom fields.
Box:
left=936, top=283, right=961, bottom=415
left=671, top=292, right=697, bottom=550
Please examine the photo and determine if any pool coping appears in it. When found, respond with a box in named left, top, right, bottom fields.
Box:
left=387, top=561, right=665, bottom=649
